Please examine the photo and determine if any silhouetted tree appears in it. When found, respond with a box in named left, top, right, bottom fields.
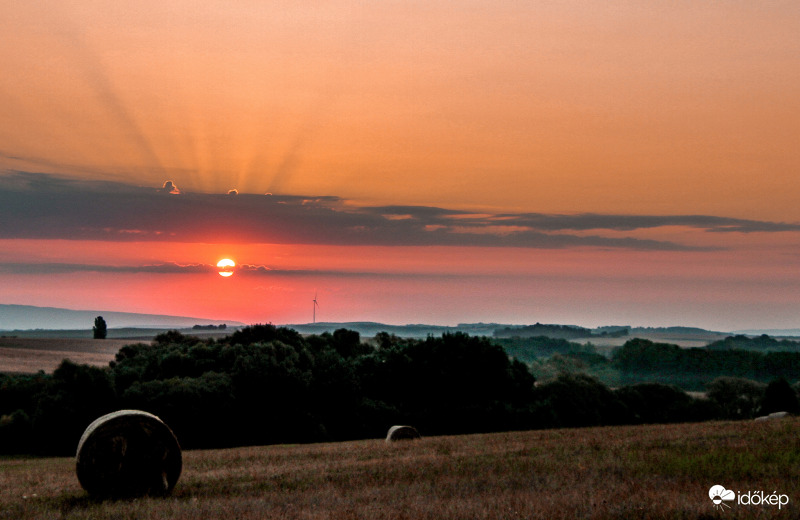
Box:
left=760, top=378, right=800, bottom=415
left=93, top=316, right=107, bottom=339
left=706, top=377, right=765, bottom=419
left=332, top=328, right=371, bottom=358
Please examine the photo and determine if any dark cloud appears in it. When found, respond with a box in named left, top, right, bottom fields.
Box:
left=238, top=264, right=272, bottom=274
left=2, top=171, right=797, bottom=251
left=484, top=213, right=800, bottom=234
left=355, top=207, right=800, bottom=234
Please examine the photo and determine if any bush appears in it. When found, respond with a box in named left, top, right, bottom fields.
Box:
left=616, top=383, right=712, bottom=424
left=32, top=360, right=117, bottom=454
left=533, top=374, right=625, bottom=428
left=0, top=409, right=33, bottom=453
left=706, top=377, right=765, bottom=420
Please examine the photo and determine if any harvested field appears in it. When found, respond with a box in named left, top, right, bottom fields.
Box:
left=1, top=418, right=799, bottom=519
left=0, top=338, right=128, bottom=373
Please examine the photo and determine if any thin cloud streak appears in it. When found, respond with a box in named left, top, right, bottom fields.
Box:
left=364, top=206, right=800, bottom=234
left=0, top=261, right=465, bottom=280
left=0, top=262, right=213, bottom=275
left=3, top=171, right=799, bottom=251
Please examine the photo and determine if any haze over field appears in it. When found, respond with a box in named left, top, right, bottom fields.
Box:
left=2, top=2, right=799, bottom=331
left=0, top=304, right=243, bottom=331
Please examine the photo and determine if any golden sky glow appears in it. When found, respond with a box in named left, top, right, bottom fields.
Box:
left=2, top=1, right=799, bottom=217
left=2, top=2, right=800, bottom=329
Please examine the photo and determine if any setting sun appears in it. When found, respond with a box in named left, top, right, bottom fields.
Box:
left=217, top=259, right=235, bottom=277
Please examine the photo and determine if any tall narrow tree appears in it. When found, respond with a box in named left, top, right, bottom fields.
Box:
left=93, top=316, right=107, bottom=339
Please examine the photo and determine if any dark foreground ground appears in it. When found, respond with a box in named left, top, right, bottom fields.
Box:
left=1, top=418, right=798, bottom=519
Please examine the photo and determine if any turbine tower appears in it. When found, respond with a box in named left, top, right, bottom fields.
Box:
left=313, top=292, right=319, bottom=324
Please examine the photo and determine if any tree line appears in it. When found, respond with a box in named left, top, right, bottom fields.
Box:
left=508, top=335, right=800, bottom=390
left=494, top=323, right=629, bottom=340
left=1, top=327, right=797, bottom=455
left=613, top=338, right=800, bottom=388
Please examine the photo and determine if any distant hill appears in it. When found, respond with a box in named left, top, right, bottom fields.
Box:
left=1, top=306, right=736, bottom=342
left=286, top=322, right=731, bottom=344
left=0, top=304, right=245, bottom=331
left=286, top=322, right=508, bottom=338
left=629, top=326, right=720, bottom=335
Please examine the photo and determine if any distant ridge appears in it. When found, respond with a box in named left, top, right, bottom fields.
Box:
left=286, top=322, right=505, bottom=338
left=1, top=306, right=735, bottom=340
left=733, top=329, right=800, bottom=337
left=0, top=304, right=245, bottom=331
left=285, top=322, right=728, bottom=339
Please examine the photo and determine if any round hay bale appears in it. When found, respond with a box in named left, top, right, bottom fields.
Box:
left=385, top=425, right=420, bottom=443
left=76, top=410, right=182, bottom=497
left=755, top=411, right=790, bottom=421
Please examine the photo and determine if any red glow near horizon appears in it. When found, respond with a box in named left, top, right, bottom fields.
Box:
left=1, top=238, right=800, bottom=330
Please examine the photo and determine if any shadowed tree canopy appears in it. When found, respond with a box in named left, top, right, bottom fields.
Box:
left=0, top=325, right=750, bottom=456
left=706, top=377, right=765, bottom=420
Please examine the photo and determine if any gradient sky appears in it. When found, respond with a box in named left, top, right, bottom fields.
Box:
left=1, top=1, right=799, bottom=330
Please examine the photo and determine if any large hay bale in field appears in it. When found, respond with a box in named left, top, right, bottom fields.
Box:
left=76, top=410, right=182, bottom=497
left=385, top=425, right=420, bottom=443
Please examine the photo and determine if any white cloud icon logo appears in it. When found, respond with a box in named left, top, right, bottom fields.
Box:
left=709, top=485, right=736, bottom=510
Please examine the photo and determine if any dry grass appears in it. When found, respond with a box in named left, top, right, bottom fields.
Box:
left=2, top=418, right=799, bottom=519
left=0, top=338, right=127, bottom=373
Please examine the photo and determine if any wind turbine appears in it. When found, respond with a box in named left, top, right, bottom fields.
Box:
left=312, top=292, right=319, bottom=324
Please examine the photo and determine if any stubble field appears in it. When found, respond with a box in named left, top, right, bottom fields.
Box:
left=0, top=338, right=126, bottom=374
left=2, top=418, right=799, bottom=519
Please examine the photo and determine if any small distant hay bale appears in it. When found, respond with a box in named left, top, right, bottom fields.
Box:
left=754, top=411, right=790, bottom=422
left=385, top=425, right=420, bottom=443
left=76, top=410, right=182, bottom=498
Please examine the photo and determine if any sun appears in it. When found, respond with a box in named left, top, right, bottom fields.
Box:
left=217, top=258, right=235, bottom=277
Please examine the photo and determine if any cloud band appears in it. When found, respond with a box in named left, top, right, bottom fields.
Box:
left=2, top=171, right=798, bottom=251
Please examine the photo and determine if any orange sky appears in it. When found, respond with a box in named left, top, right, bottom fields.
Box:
left=1, top=2, right=799, bottom=330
